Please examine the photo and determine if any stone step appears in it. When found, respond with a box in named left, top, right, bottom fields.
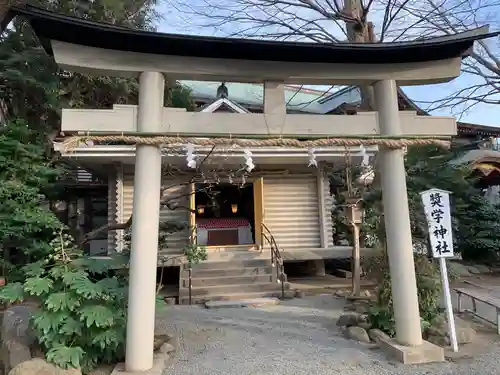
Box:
left=179, top=290, right=294, bottom=305
left=202, top=246, right=260, bottom=253
left=181, top=266, right=273, bottom=278
left=204, top=253, right=271, bottom=263
left=179, top=282, right=289, bottom=297
left=205, top=297, right=280, bottom=309
left=181, top=274, right=273, bottom=287
left=184, top=259, right=271, bottom=271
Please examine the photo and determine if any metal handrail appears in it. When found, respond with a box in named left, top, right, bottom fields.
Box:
left=261, top=223, right=286, bottom=299
left=186, top=223, right=286, bottom=304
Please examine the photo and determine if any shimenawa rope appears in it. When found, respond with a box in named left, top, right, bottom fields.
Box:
left=62, top=135, right=450, bottom=151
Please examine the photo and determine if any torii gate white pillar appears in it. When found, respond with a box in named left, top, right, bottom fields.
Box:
left=374, top=79, right=423, bottom=346
left=125, top=71, right=165, bottom=371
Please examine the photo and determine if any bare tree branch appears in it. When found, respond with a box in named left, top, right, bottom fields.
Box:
left=77, top=145, right=255, bottom=246
left=164, top=0, right=500, bottom=117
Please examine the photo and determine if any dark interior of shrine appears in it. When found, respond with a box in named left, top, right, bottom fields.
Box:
left=195, top=183, right=254, bottom=221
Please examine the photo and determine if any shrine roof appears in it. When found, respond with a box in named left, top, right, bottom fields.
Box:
left=3, top=5, right=499, bottom=65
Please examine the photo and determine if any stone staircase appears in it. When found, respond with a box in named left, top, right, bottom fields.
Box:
left=179, top=258, right=289, bottom=304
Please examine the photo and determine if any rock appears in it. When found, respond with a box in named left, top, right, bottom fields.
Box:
left=427, top=316, right=477, bottom=345
left=159, top=343, right=175, bottom=354
left=427, top=334, right=449, bottom=347
left=357, top=314, right=369, bottom=323
left=454, top=322, right=476, bottom=344
left=346, top=326, right=371, bottom=343
left=357, top=322, right=372, bottom=330
left=447, top=262, right=471, bottom=277
left=88, top=365, right=114, bottom=375
left=336, top=313, right=360, bottom=327
left=455, top=327, right=476, bottom=344
left=343, top=303, right=356, bottom=312
left=154, top=333, right=178, bottom=352
left=427, top=316, right=447, bottom=337
left=354, top=304, right=369, bottom=314
left=368, top=328, right=390, bottom=343
left=153, top=334, right=169, bottom=352
left=8, top=358, right=81, bottom=375
left=1, top=304, right=38, bottom=374
left=167, top=335, right=179, bottom=351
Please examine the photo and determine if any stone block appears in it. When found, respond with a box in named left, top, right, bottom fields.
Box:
left=378, top=337, right=445, bottom=364
left=110, top=351, right=169, bottom=375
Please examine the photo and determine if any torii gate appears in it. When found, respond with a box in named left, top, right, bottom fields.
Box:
left=4, top=4, right=499, bottom=372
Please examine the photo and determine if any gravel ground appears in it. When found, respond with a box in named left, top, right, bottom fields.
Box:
left=156, top=295, right=500, bottom=375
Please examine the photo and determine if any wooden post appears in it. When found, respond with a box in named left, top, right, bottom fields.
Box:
left=352, top=223, right=361, bottom=296
left=346, top=198, right=363, bottom=297
left=253, top=177, right=265, bottom=248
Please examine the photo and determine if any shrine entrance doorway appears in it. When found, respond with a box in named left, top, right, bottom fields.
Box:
left=190, top=178, right=264, bottom=248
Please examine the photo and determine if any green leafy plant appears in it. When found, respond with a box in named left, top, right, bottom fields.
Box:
left=367, top=305, right=396, bottom=337
left=361, top=145, right=500, bottom=262
left=183, top=244, right=207, bottom=264
left=454, top=194, right=500, bottom=262
left=0, top=230, right=129, bottom=373
left=0, top=120, right=63, bottom=281
left=364, top=249, right=444, bottom=337
left=357, top=143, right=500, bottom=334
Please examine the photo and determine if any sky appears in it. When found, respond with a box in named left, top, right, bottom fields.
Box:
left=155, top=0, right=500, bottom=127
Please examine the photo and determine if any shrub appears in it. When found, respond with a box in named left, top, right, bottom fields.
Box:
left=0, top=120, right=63, bottom=281
left=0, top=230, right=130, bottom=373
left=363, top=248, right=445, bottom=337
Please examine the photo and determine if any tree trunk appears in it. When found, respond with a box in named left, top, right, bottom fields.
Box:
left=343, top=0, right=375, bottom=110
left=0, top=1, right=23, bottom=26
left=0, top=1, right=10, bottom=24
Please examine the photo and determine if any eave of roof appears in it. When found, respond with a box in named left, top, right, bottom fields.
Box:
left=4, top=5, right=499, bottom=65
